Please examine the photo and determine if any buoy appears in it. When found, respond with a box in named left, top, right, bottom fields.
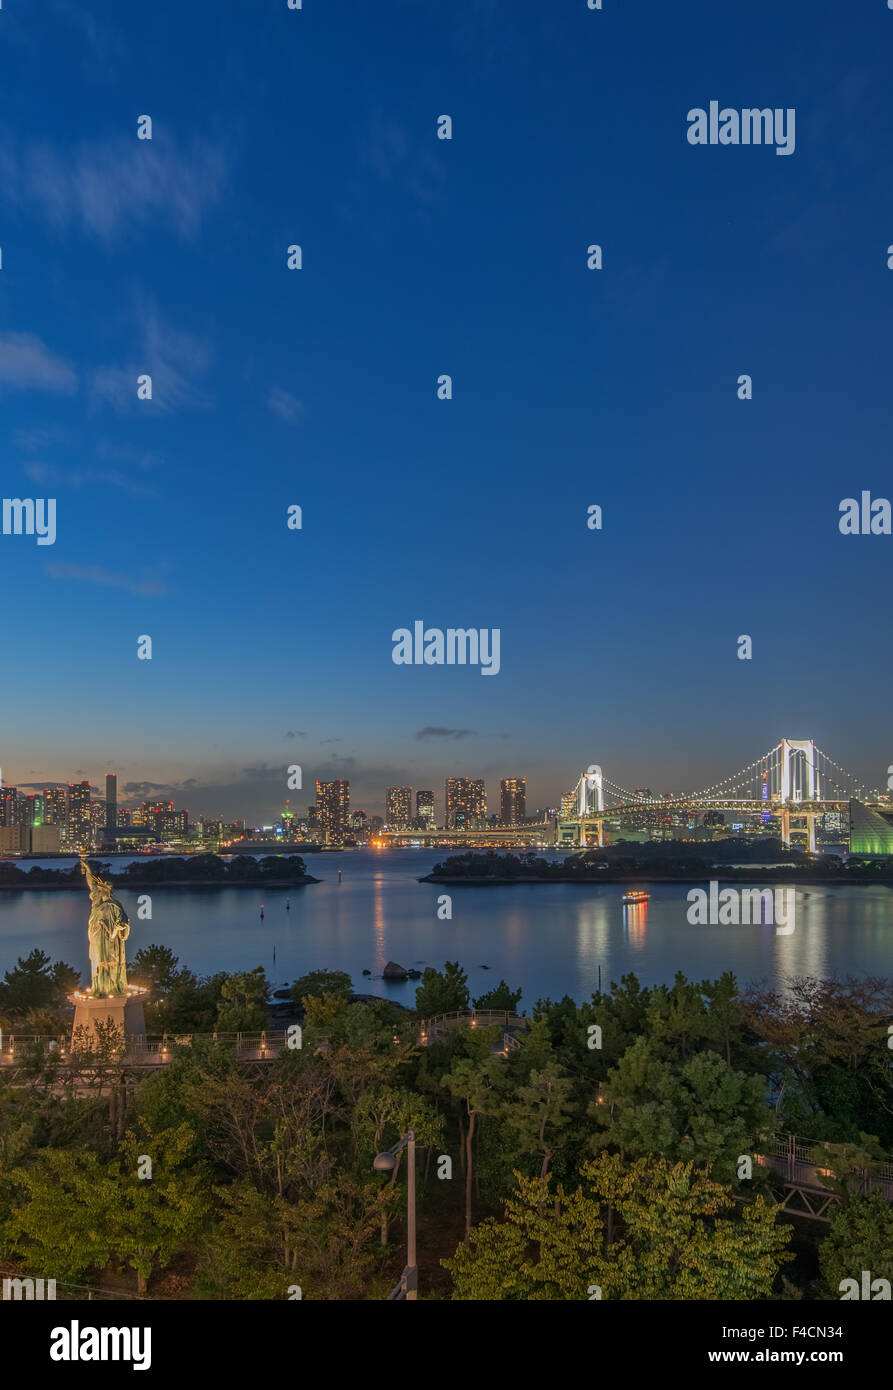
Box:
left=338, top=868, right=342, bottom=881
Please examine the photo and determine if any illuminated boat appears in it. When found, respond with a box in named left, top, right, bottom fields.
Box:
left=622, top=890, right=650, bottom=905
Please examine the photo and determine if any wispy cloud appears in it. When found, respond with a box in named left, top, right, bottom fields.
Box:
left=0, top=332, right=77, bottom=394
left=45, top=563, right=166, bottom=597
left=89, top=300, right=212, bottom=414
left=53, top=0, right=128, bottom=68
left=361, top=114, right=447, bottom=208
left=267, top=386, right=303, bottom=423
left=25, top=461, right=156, bottom=499
left=12, top=425, right=69, bottom=452
left=415, top=727, right=477, bottom=740
left=1, top=128, right=226, bottom=242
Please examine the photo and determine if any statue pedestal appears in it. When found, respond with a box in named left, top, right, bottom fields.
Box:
left=70, top=989, right=147, bottom=1052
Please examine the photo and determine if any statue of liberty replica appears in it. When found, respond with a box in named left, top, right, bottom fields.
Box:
left=70, top=856, right=146, bottom=1048
left=83, top=857, right=131, bottom=996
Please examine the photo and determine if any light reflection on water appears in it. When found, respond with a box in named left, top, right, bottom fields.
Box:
left=0, top=851, right=890, bottom=1006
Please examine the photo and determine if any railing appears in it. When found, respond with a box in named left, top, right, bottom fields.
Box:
left=416, top=1009, right=528, bottom=1042
left=414, top=1011, right=525, bottom=1045
left=756, top=1133, right=893, bottom=1200
left=0, top=1031, right=289, bottom=1064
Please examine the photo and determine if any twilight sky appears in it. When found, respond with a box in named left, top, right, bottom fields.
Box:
left=0, top=0, right=891, bottom=822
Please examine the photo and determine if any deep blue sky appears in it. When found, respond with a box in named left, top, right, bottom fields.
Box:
left=0, top=0, right=891, bottom=821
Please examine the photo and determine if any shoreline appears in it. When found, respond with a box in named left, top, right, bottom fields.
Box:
left=420, top=872, right=893, bottom=886
left=0, top=876, right=320, bottom=891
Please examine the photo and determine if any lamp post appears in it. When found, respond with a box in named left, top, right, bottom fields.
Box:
left=373, top=1129, right=417, bottom=1300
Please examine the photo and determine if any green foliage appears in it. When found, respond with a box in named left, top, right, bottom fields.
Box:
left=444, top=1153, right=792, bottom=1300
left=129, top=944, right=182, bottom=994
left=591, top=1037, right=769, bottom=1184
left=472, top=979, right=522, bottom=1011
left=415, top=961, right=469, bottom=1017
left=290, top=969, right=353, bottom=1008
left=198, top=1177, right=390, bottom=1300
left=0, top=949, right=80, bottom=1023
left=215, top=966, right=269, bottom=1032
left=818, top=1191, right=893, bottom=1296
left=502, top=1065, right=574, bottom=1177
left=5, top=1124, right=210, bottom=1291
left=301, top=992, right=349, bottom=1027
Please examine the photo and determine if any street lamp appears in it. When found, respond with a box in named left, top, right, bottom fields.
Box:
left=373, top=1129, right=417, bottom=1300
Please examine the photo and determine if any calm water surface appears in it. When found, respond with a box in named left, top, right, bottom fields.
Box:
left=2, top=850, right=891, bottom=1006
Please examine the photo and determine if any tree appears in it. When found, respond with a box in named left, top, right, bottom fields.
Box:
left=444, top=1153, right=792, bottom=1300
left=289, top=970, right=353, bottom=1009
left=215, top=967, right=269, bottom=1032
left=198, top=1177, right=390, bottom=1300
left=149, top=970, right=229, bottom=1034
left=355, top=1087, right=444, bottom=1241
left=646, top=972, right=712, bottom=1060
left=443, top=1172, right=603, bottom=1300
left=591, top=1037, right=769, bottom=1184
left=818, top=1191, right=893, bottom=1297
left=129, top=944, right=182, bottom=995
left=415, top=962, right=469, bottom=1017
left=301, top=992, right=349, bottom=1028
left=443, top=1038, right=505, bottom=1237
left=5, top=1124, right=210, bottom=1294
left=503, top=1065, right=574, bottom=1177
left=473, top=979, right=522, bottom=1011
left=0, top=950, right=80, bottom=1021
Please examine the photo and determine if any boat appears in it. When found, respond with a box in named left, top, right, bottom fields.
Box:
left=622, top=890, right=650, bottom=905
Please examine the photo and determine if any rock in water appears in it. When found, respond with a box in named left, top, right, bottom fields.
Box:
left=382, top=960, right=408, bottom=981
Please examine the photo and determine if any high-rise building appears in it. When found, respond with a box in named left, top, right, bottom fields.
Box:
left=416, top=790, right=435, bottom=828
left=386, top=787, right=413, bottom=828
left=66, top=781, right=92, bottom=849
left=500, top=778, right=526, bottom=826
left=105, top=773, right=117, bottom=830
left=44, top=787, right=67, bottom=826
left=445, top=777, right=486, bottom=829
left=316, top=779, right=350, bottom=845
left=138, top=800, right=188, bottom=838
left=560, top=790, right=577, bottom=820
left=31, top=793, right=45, bottom=826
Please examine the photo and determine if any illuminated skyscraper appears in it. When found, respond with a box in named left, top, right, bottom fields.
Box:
left=445, top=777, right=486, bottom=829
left=105, top=773, right=117, bottom=830
left=66, top=781, right=92, bottom=848
left=316, top=779, right=350, bottom=845
left=386, top=787, right=413, bottom=828
left=416, top=790, right=435, bottom=828
left=500, top=778, right=526, bottom=826
left=44, top=787, right=67, bottom=826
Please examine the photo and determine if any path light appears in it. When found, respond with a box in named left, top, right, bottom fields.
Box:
left=373, top=1130, right=417, bottom=1301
